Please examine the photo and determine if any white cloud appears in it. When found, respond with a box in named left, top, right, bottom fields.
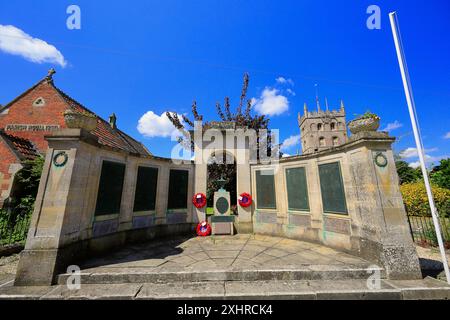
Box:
left=137, top=111, right=182, bottom=138
left=281, top=134, right=300, bottom=151
left=409, top=154, right=447, bottom=168
left=286, top=88, right=296, bottom=96
left=0, top=25, right=67, bottom=67
left=282, top=153, right=291, bottom=158
left=382, top=120, right=403, bottom=132
left=444, top=132, right=450, bottom=139
left=252, top=87, right=289, bottom=116
left=400, top=147, right=438, bottom=159
left=276, top=77, right=294, bottom=86
left=400, top=146, right=446, bottom=168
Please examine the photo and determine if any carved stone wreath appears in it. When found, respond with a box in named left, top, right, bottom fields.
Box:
left=374, top=152, right=388, bottom=167
left=53, top=151, right=68, bottom=167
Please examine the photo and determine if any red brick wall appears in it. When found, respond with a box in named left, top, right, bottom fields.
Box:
left=0, top=80, right=71, bottom=203
left=0, top=80, right=68, bottom=152
left=0, top=138, right=19, bottom=201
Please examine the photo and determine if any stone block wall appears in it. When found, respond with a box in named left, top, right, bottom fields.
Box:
left=15, top=129, right=195, bottom=285
left=250, top=132, right=422, bottom=280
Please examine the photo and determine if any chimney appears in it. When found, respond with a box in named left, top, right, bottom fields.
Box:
left=109, top=113, right=117, bottom=129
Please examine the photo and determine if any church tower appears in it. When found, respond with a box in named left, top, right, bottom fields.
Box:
left=298, top=100, right=348, bottom=154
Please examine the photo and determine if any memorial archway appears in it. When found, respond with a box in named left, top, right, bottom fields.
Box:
left=206, top=151, right=237, bottom=213
left=193, top=124, right=253, bottom=232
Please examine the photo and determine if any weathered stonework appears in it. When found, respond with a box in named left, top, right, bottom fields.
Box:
left=14, top=126, right=421, bottom=286
left=251, top=132, right=422, bottom=280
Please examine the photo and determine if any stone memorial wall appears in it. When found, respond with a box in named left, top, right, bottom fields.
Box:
left=14, top=128, right=421, bottom=285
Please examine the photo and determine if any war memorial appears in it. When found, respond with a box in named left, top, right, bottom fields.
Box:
left=0, top=71, right=448, bottom=300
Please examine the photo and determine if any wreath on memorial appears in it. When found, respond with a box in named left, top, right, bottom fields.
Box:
left=196, top=221, right=211, bottom=237
left=192, top=193, right=207, bottom=208
left=374, top=152, right=388, bottom=168
left=53, top=151, right=68, bottom=167
left=238, top=192, right=252, bottom=208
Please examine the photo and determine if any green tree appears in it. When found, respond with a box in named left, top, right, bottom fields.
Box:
left=166, top=73, right=279, bottom=207
left=430, top=158, right=450, bottom=189
left=395, top=160, right=420, bottom=184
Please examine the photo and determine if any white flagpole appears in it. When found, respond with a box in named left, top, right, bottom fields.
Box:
left=389, top=11, right=450, bottom=284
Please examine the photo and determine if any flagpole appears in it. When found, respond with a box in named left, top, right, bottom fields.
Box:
left=389, top=11, right=450, bottom=284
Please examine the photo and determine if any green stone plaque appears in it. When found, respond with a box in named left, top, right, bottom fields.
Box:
left=216, top=197, right=229, bottom=215
left=211, top=215, right=235, bottom=223
left=95, top=161, right=126, bottom=216
left=167, top=170, right=189, bottom=210
left=318, top=162, right=348, bottom=214
left=255, top=169, right=276, bottom=209
left=286, top=167, right=309, bottom=211
left=133, top=166, right=158, bottom=212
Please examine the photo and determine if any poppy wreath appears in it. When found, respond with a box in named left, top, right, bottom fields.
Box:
left=192, top=193, right=207, bottom=208
left=196, top=221, right=211, bottom=237
left=238, top=192, right=252, bottom=207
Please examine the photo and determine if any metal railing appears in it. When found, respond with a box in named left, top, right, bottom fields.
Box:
left=407, top=214, right=450, bottom=248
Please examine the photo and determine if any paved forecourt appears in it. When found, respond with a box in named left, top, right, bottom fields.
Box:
left=57, top=234, right=379, bottom=284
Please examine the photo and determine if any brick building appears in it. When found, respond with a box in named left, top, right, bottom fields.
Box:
left=0, top=69, right=151, bottom=206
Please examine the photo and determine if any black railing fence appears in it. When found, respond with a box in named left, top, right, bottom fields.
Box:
left=406, top=214, right=450, bottom=248
left=0, top=207, right=31, bottom=246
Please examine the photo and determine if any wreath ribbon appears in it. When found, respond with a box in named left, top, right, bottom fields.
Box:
left=238, top=192, right=252, bottom=207
left=192, top=193, right=207, bottom=208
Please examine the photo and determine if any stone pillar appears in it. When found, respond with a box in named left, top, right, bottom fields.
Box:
left=192, top=146, right=206, bottom=223
left=348, top=132, right=421, bottom=280
left=118, top=157, right=136, bottom=231
left=236, top=160, right=252, bottom=233
left=14, top=129, right=97, bottom=286
left=155, top=165, right=170, bottom=225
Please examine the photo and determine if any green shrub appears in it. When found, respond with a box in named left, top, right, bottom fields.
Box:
left=400, top=182, right=450, bottom=218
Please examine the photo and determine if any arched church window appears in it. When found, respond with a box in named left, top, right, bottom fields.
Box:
left=317, top=123, right=323, bottom=131
left=330, top=123, right=335, bottom=130
left=333, top=136, right=339, bottom=146
left=319, top=137, right=326, bottom=147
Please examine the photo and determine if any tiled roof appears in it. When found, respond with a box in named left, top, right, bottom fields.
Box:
left=54, top=87, right=151, bottom=157
left=0, top=72, right=152, bottom=157
left=0, top=130, right=40, bottom=161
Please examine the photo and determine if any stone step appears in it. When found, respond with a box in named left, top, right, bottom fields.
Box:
left=1, top=277, right=449, bottom=300
left=57, top=266, right=385, bottom=285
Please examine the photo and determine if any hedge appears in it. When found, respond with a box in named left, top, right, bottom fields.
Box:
left=400, top=182, right=450, bottom=218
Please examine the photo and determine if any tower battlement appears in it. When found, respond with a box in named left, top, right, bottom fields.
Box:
left=298, top=101, right=348, bottom=154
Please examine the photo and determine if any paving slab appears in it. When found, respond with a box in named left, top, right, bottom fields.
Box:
left=0, top=286, right=55, bottom=300
left=225, top=280, right=316, bottom=300
left=136, top=281, right=225, bottom=300
left=41, top=283, right=142, bottom=300
left=386, top=277, right=450, bottom=300
left=57, top=235, right=377, bottom=284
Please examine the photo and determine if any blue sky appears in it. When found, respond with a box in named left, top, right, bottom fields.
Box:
left=0, top=0, right=449, bottom=166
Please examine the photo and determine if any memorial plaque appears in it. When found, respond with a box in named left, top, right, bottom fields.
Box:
left=255, top=169, right=276, bottom=209
left=167, top=212, right=187, bottom=224
left=288, top=214, right=311, bottom=227
left=210, top=215, right=235, bottom=223
left=286, top=167, right=309, bottom=211
left=318, top=162, right=348, bottom=214
left=133, top=166, right=158, bottom=212
left=167, top=169, right=189, bottom=209
left=257, top=211, right=277, bottom=224
left=216, top=197, right=229, bottom=215
left=132, top=215, right=154, bottom=229
left=95, top=161, right=126, bottom=216
left=93, top=219, right=119, bottom=237
left=324, top=216, right=351, bottom=234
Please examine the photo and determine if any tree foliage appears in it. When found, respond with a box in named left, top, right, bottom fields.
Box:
left=430, top=158, right=450, bottom=189
left=395, top=160, right=421, bottom=185
left=165, top=74, right=278, bottom=207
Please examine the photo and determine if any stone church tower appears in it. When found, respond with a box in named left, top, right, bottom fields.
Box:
left=298, top=100, right=348, bottom=154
